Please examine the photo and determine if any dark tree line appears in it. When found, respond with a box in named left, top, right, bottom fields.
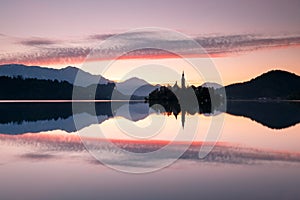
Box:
left=0, top=76, right=116, bottom=100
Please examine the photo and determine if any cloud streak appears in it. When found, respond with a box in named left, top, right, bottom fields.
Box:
left=0, top=46, right=92, bottom=65
left=1, top=32, right=300, bottom=65
left=195, top=34, right=300, bottom=55
left=88, top=33, right=116, bottom=40
left=20, top=38, right=58, bottom=46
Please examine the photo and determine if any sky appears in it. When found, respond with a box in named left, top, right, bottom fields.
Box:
left=0, top=0, right=300, bottom=85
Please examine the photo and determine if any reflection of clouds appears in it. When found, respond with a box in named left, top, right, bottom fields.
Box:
left=20, top=152, right=57, bottom=160
left=0, top=133, right=85, bottom=152
left=1, top=133, right=300, bottom=169
left=1, top=32, right=300, bottom=65
left=86, top=142, right=300, bottom=169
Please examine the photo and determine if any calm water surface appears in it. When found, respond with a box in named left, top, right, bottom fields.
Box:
left=0, top=101, right=300, bottom=199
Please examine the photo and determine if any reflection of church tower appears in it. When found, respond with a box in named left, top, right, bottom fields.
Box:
left=181, top=71, right=185, bottom=89
left=180, top=71, right=186, bottom=128
left=181, top=109, right=186, bottom=129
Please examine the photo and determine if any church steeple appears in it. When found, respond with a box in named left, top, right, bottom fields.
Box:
left=181, top=71, right=185, bottom=89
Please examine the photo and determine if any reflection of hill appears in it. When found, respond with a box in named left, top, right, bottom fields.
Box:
left=226, top=101, right=300, bottom=129
left=147, top=99, right=300, bottom=130
left=0, top=102, right=152, bottom=134
left=0, top=101, right=299, bottom=134
left=0, top=102, right=111, bottom=124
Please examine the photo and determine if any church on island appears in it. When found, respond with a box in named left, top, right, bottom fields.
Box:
left=172, top=71, right=186, bottom=92
left=146, top=71, right=192, bottom=128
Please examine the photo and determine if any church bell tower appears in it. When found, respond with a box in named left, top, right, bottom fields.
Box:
left=181, top=71, right=186, bottom=89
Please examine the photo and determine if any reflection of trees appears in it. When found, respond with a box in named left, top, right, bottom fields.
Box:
left=0, top=102, right=114, bottom=124
left=146, top=85, right=225, bottom=128
left=1, top=100, right=299, bottom=135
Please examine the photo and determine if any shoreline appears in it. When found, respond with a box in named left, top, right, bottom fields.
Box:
left=227, top=99, right=300, bottom=103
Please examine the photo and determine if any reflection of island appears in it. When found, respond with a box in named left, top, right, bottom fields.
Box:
left=148, top=100, right=300, bottom=130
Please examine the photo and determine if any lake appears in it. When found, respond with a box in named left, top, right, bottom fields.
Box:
left=0, top=101, right=300, bottom=199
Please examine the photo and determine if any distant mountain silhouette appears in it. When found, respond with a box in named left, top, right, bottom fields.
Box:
left=201, top=82, right=223, bottom=89
left=225, top=70, right=300, bottom=100
left=0, top=64, right=110, bottom=87
left=0, top=64, right=158, bottom=97
left=116, top=77, right=159, bottom=96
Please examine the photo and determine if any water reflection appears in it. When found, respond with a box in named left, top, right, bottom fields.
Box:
left=0, top=102, right=152, bottom=134
left=227, top=101, right=300, bottom=129
left=0, top=101, right=299, bottom=135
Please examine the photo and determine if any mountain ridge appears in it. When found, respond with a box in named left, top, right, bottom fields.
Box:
left=0, top=64, right=158, bottom=97
left=116, top=77, right=160, bottom=96
left=0, top=64, right=111, bottom=87
left=225, top=69, right=300, bottom=100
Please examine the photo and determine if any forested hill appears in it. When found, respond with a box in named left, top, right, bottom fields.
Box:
left=0, top=76, right=117, bottom=100
left=225, top=70, right=300, bottom=100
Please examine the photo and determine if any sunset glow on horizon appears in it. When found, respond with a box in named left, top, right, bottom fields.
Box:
left=1, top=0, right=300, bottom=85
